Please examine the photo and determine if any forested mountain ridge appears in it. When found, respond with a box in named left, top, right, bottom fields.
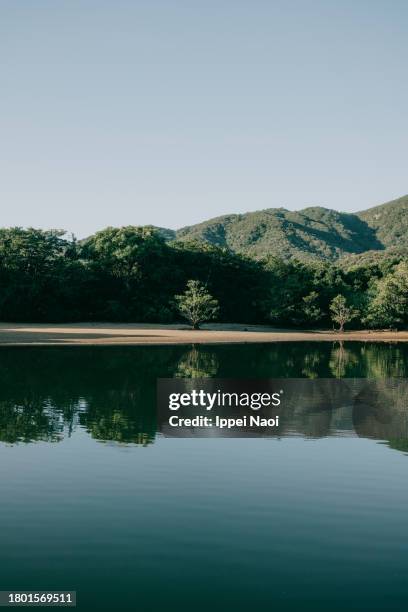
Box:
left=357, top=195, right=408, bottom=249
left=158, top=194, right=408, bottom=263
left=174, top=207, right=381, bottom=262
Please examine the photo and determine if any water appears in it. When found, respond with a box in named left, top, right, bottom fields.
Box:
left=1, top=342, right=408, bottom=611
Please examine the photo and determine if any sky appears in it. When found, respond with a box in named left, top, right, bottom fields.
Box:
left=1, top=0, right=407, bottom=237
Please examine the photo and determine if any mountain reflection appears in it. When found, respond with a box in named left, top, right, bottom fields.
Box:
left=1, top=343, right=408, bottom=454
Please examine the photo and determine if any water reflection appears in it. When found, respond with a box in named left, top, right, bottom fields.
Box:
left=328, top=342, right=359, bottom=378
left=175, top=347, right=219, bottom=378
left=353, top=380, right=408, bottom=447
left=1, top=343, right=408, bottom=453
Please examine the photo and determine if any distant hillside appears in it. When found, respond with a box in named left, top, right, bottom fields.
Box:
left=152, top=226, right=176, bottom=242
left=357, top=195, right=408, bottom=248
left=151, top=194, right=408, bottom=263
left=173, top=207, right=382, bottom=262
left=337, top=246, right=408, bottom=271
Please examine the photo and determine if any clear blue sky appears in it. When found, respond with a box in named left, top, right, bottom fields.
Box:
left=1, top=0, right=407, bottom=237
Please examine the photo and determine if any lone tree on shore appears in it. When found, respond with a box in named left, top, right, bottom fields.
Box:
left=175, top=280, right=219, bottom=329
left=330, top=294, right=357, bottom=332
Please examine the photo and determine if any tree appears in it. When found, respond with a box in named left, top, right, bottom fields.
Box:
left=301, top=291, right=322, bottom=325
left=175, top=280, right=219, bottom=329
left=264, top=257, right=316, bottom=325
left=364, top=262, right=408, bottom=329
left=0, top=227, right=79, bottom=321
left=329, top=294, right=357, bottom=332
left=80, top=226, right=176, bottom=321
left=81, top=226, right=166, bottom=289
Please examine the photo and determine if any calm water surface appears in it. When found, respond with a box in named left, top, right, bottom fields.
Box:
left=1, top=342, right=408, bottom=611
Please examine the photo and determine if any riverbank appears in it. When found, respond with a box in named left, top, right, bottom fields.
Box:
left=0, top=322, right=406, bottom=345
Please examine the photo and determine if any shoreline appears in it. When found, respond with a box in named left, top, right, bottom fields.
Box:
left=0, top=322, right=407, bottom=345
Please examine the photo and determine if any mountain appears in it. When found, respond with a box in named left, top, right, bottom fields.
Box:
left=336, top=246, right=408, bottom=271
left=154, top=194, right=408, bottom=263
left=174, top=207, right=382, bottom=262
left=357, top=195, right=408, bottom=248
left=152, top=226, right=176, bottom=242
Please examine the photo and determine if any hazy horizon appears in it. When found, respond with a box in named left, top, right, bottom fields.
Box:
left=2, top=0, right=407, bottom=237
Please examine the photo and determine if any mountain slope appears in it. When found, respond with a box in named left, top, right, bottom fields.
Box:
left=357, top=195, right=408, bottom=248
left=150, top=194, right=408, bottom=263
left=174, top=207, right=383, bottom=262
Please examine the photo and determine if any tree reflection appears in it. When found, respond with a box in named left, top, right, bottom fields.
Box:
left=329, top=342, right=358, bottom=378
left=175, top=347, right=219, bottom=378
left=0, top=344, right=407, bottom=455
left=0, top=398, right=64, bottom=444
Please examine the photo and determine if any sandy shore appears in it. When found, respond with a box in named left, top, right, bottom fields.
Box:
left=0, top=322, right=406, bottom=345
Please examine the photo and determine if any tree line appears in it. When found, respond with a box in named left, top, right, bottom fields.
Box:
left=0, top=225, right=407, bottom=329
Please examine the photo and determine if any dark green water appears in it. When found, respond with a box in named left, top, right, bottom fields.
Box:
left=1, top=342, right=408, bottom=611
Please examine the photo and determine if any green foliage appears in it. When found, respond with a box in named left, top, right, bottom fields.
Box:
left=0, top=227, right=83, bottom=321
left=330, top=295, right=358, bottom=332
left=364, top=262, right=408, bottom=329
left=175, top=280, right=219, bottom=329
left=80, top=225, right=176, bottom=321
left=82, top=225, right=168, bottom=290
left=302, top=291, right=323, bottom=324
left=357, top=195, right=408, bottom=249
left=158, top=194, right=408, bottom=265
left=174, top=206, right=382, bottom=263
